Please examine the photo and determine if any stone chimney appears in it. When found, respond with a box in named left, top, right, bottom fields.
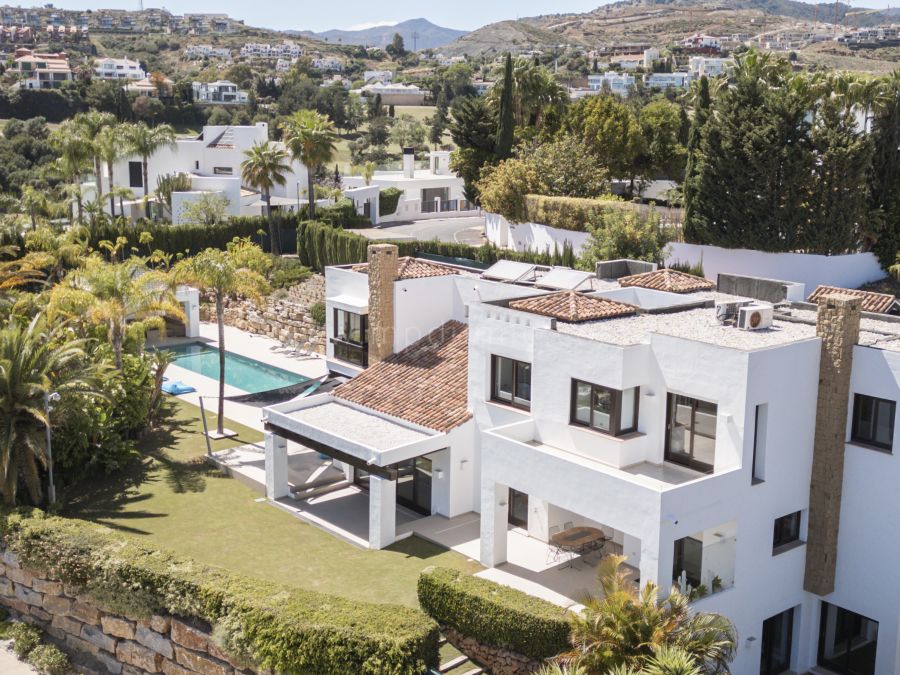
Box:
left=367, top=243, right=399, bottom=365
left=402, top=147, right=415, bottom=179
left=803, top=293, right=861, bottom=596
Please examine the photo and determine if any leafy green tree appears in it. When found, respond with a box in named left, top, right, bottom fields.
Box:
left=639, top=99, right=687, bottom=180
left=682, top=76, right=711, bottom=240
left=449, top=96, right=497, bottom=202
left=495, top=53, right=515, bottom=160
left=0, top=314, right=102, bottom=505
left=563, top=95, right=644, bottom=184
left=580, top=206, right=667, bottom=268
left=173, top=246, right=270, bottom=435
left=281, top=110, right=337, bottom=221
left=476, top=157, right=542, bottom=222
left=386, top=33, right=406, bottom=59
left=389, top=114, right=427, bottom=152
left=241, top=141, right=291, bottom=254
left=531, top=135, right=609, bottom=197
left=180, top=193, right=230, bottom=226
left=121, top=122, right=177, bottom=219
left=429, top=94, right=450, bottom=145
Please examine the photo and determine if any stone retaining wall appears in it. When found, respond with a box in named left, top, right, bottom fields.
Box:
left=199, top=275, right=326, bottom=354
left=0, top=550, right=256, bottom=675
left=442, top=626, right=542, bottom=675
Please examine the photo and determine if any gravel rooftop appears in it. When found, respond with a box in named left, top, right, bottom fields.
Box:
left=288, top=401, right=432, bottom=450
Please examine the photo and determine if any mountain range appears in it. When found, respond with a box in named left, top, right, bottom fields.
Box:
left=295, top=18, right=467, bottom=51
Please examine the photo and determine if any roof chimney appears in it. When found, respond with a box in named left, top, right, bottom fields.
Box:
left=367, top=243, right=399, bottom=365
left=804, top=293, right=861, bottom=596
left=402, top=147, right=415, bottom=179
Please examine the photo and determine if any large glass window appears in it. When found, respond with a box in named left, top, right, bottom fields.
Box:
left=666, top=394, right=717, bottom=473
left=818, top=603, right=878, bottom=675
left=128, top=161, right=143, bottom=188
left=570, top=380, right=639, bottom=436
left=772, top=511, right=802, bottom=553
left=851, top=394, right=895, bottom=452
left=491, top=355, right=531, bottom=410
left=332, top=309, right=367, bottom=367
left=761, top=608, right=795, bottom=675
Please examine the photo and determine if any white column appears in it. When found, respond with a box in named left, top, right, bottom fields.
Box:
left=368, top=475, right=396, bottom=550
left=264, top=433, right=289, bottom=500
left=479, top=480, right=509, bottom=567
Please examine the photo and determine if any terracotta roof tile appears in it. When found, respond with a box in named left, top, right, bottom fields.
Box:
left=807, top=285, right=897, bottom=314
left=333, top=321, right=470, bottom=433
left=351, top=256, right=460, bottom=280
left=618, top=268, right=715, bottom=293
left=508, top=291, right=637, bottom=323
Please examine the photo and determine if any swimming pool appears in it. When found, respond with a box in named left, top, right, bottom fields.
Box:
left=163, top=342, right=309, bottom=394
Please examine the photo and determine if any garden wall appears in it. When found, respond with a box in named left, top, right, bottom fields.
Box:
left=200, top=275, right=326, bottom=353
left=666, top=243, right=887, bottom=294
left=484, top=213, right=591, bottom=256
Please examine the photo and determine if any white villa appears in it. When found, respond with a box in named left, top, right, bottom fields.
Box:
left=93, top=57, right=145, bottom=81
left=13, top=50, right=72, bottom=89
left=183, top=44, right=231, bottom=60
left=645, top=72, right=692, bottom=90
left=689, top=56, right=735, bottom=79
left=192, top=80, right=249, bottom=105
left=354, top=81, right=425, bottom=106
left=102, top=123, right=312, bottom=223
left=586, top=72, right=636, bottom=96
left=261, top=250, right=900, bottom=675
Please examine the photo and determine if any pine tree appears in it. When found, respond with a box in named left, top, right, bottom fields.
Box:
left=495, top=53, right=515, bottom=160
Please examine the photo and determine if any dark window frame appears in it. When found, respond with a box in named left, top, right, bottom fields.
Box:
left=331, top=308, right=368, bottom=367
left=772, top=510, right=803, bottom=553
left=665, top=394, right=717, bottom=474
left=569, top=379, right=639, bottom=437
left=213, top=166, right=234, bottom=176
left=128, top=161, right=143, bottom=188
left=490, top=355, right=532, bottom=411
left=850, top=393, right=895, bottom=452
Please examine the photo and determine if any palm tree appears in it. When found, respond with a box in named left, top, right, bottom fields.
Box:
left=20, top=186, right=49, bottom=230
left=49, top=120, right=93, bottom=223
left=0, top=314, right=102, bottom=505
left=121, top=122, right=177, bottom=219
left=73, top=111, right=116, bottom=195
left=555, top=556, right=736, bottom=674
left=173, top=247, right=269, bottom=435
left=95, top=125, right=125, bottom=217
left=241, top=141, right=290, bottom=255
left=57, top=256, right=183, bottom=370
left=281, top=110, right=337, bottom=221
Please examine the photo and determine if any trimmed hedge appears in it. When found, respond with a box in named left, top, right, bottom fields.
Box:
left=524, top=194, right=635, bottom=233
left=379, top=188, right=404, bottom=217
left=417, top=567, right=570, bottom=661
left=1, top=510, right=440, bottom=675
left=296, top=221, right=574, bottom=274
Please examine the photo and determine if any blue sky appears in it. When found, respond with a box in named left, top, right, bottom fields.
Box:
left=44, top=1, right=897, bottom=32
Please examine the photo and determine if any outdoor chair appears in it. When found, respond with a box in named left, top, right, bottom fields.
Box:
left=546, top=525, right=563, bottom=565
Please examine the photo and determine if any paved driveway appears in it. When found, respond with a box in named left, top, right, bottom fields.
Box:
left=0, top=642, right=33, bottom=674
left=353, top=216, right=486, bottom=246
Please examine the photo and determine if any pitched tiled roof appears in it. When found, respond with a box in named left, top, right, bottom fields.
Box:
left=618, top=268, right=715, bottom=293
left=508, top=291, right=637, bottom=323
left=807, top=285, right=897, bottom=314
left=333, top=320, right=470, bottom=433
left=351, top=256, right=460, bottom=280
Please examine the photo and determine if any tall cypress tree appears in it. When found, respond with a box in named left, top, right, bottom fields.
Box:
left=682, top=76, right=710, bottom=242
left=495, top=53, right=515, bottom=160
left=869, top=72, right=900, bottom=267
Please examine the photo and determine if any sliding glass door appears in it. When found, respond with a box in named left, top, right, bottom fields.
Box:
left=666, top=394, right=717, bottom=473
left=818, top=602, right=879, bottom=675
left=761, top=608, right=794, bottom=675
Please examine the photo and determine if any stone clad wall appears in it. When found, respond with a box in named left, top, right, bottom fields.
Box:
left=199, top=275, right=326, bottom=354
left=442, top=626, right=542, bottom=675
left=0, top=550, right=255, bottom=675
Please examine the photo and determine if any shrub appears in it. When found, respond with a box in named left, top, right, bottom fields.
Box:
left=309, top=301, right=326, bottom=327
left=7, top=621, right=41, bottom=658
left=379, top=187, right=404, bottom=216
left=579, top=207, right=668, bottom=270
left=524, top=195, right=633, bottom=233
left=1, top=510, right=439, bottom=675
left=269, top=257, right=311, bottom=289
left=669, top=259, right=705, bottom=277
left=417, top=567, right=570, bottom=661
left=27, top=644, right=72, bottom=675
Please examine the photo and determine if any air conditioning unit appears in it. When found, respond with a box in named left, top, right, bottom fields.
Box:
left=715, top=300, right=752, bottom=326
left=737, top=304, right=774, bottom=330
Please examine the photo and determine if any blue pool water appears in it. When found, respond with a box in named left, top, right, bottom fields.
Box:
left=163, top=342, right=308, bottom=394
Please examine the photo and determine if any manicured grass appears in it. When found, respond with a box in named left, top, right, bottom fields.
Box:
left=63, top=398, right=480, bottom=608
left=394, top=105, right=437, bottom=122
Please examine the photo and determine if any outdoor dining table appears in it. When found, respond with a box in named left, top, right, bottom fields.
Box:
left=550, top=526, right=609, bottom=567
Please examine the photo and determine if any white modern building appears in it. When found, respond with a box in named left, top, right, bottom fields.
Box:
left=103, top=123, right=311, bottom=223
left=587, top=72, right=636, bottom=96
left=93, top=57, right=145, bottom=80
left=312, top=57, right=343, bottom=72
left=183, top=44, right=231, bottom=60
left=644, top=72, right=692, bottom=90
left=355, top=81, right=425, bottom=106
left=240, top=41, right=303, bottom=59
left=263, top=251, right=900, bottom=675
left=192, top=80, right=249, bottom=104
left=363, top=69, right=393, bottom=83
left=689, top=56, right=735, bottom=79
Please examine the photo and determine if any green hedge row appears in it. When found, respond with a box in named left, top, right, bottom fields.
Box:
left=1, top=510, right=439, bottom=675
left=417, top=567, right=570, bottom=661
left=379, top=188, right=404, bottom=217
left=296, top=221, right=575, bottom=273
left=524, top=194, right=636, bottom=233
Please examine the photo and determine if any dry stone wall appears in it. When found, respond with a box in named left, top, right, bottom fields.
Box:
left=199, top=275, right=325, bottom=354
left=443, top=626, right=543, bottom=675
left=0, top=550, right=256, bottom=675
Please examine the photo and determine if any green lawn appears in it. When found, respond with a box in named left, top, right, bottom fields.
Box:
left=63, top=398, right=480, bottom=608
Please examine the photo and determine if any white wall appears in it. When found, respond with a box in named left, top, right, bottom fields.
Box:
left=667, top=243, right=887, bottom=292
left=484, top=213, right=590, bottom=256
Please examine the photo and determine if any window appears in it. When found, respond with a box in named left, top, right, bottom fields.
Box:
left=761, top=608, right=795, bottom=675
left=665, top=394, right=717, bottom=473
left=672, top=536, right=703, bottom=588
left=491, top=355, right=531, bottom=410
left=332, top=309, right=367, bottom=367
left=570, top=380, right=639, bottom=436
left=851, top=394, right=895, bottom=451
left=128, top=161, right=143, bottom=188
left=752, top=404, right=767, bottom=484
left=772, top=511, right=802, bottom=553
left=818, top=603, right=878, bottom=675
left=213, top=166, right=233, bottom=176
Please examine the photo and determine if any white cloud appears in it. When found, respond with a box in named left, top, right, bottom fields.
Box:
left=343, top=20, right=399, bottom=31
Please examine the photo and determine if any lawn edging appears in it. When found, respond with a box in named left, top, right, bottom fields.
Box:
left=417, top=566, right=570, bottom=671
left=0, top=509, right=440, bottom=675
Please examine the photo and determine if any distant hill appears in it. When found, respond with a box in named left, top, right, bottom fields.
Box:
left=440, top=0, right=900, bottom=56
left=296, top=18, right=467, bottom=51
